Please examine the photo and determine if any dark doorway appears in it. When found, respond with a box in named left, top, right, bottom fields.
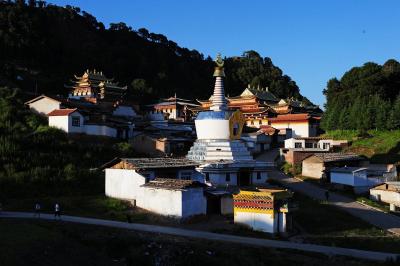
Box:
left=207, top=196, right=221, bottom=214
left=238, top=170, right=251, bottom=186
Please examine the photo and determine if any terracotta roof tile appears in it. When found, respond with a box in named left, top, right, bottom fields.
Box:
left=47, top=108, right=78, bottom=116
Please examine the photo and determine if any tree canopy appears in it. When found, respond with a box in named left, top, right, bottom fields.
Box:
left=321, top=59, right=400, bottom=131
left=0, top=0, right=310, bottom=104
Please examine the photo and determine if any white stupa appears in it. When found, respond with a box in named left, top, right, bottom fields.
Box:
left=187, top=54, right=270, bottom=186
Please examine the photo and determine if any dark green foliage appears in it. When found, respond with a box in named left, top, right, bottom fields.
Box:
left=0, top=86, right=136, bottom=198
left=322, top=59, right=400, bottom=130
left=0, top=1, right=307, bottom=103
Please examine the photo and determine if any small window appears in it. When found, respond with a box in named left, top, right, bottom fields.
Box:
left=205, top=173, right=210, bottom=181
left=305, top=142, right=313, bottom=148
left=257, top=172, right=261, bottom=180
left=226, top=173, right=231, bottom=182
left=295, top=142, right=302, bottom=148
left=72, top=116, right=80, bottom=127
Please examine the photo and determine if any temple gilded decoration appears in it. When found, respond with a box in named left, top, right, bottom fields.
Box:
left=65, top=69, right=127, bottom=102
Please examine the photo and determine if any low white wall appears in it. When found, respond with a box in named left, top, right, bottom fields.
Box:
left=235, top=211, right=275, bottom=233
left=136, top=188, right=183, bottom=217
left=85, top=124, right=117, bottom=138
left=370, top=189, right=400, bottom=206
left=105, top=169, right=146, bottom=200
left=49, top=116, right=69, bottom=132
left=195, top=119, right=230, bottom=140
left=182, top=189, right=207, bottom=217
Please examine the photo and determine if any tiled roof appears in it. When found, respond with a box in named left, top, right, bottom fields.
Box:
left=313, top=153, right=362, bottom=163
left=47, top=108, right=78, bottom=116
left=142, top=178, right=207, bottom=190
left=245, top=88, right=279, bottom=102
left=105, top=157, right=200, bottom=170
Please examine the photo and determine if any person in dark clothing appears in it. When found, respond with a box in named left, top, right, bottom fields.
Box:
left=54, top=203, right=61, bottom=219
left=325, top=190, right=330, bottom=201
left=34, top=202, right=41, bottom=218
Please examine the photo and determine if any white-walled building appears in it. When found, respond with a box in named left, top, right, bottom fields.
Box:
left=136, top=178, right=207, bottom=218
left=284, top=137, right=347, bottom=151
left=330, top=167, right=389, bottom=193
left=104, top=158, right=201, bottom=201
left=48, top=108, right=85, bottom=133
left=370, top=182, right=400, bottom=208
left=48, top=108, right=135, bottom=139
left=25, top=95, right=64, bottom=116
left=269, top=114, right=319, bottom=138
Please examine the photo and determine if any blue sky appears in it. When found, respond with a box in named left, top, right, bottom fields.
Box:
left=51, top=0, right=400, bottom=106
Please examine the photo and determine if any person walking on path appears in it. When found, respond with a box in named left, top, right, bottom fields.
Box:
left=325, top=190, right=330, bottom=202
left=34, top=202, right=41, bottom=218
left=54, top=203, right=61, bottom=220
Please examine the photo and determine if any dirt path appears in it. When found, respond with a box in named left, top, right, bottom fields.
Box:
left=0, top=211, right=398, bottom=262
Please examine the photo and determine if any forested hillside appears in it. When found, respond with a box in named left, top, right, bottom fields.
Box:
left=322, top=59, right=400, bottom=131
left=0, top=0, right=311, bottom=104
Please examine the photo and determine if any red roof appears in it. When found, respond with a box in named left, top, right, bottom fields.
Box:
left=47, top=108, right=78, bottom=116
left=269, top=113, right=310, bottom=122
left=259, top=125, right=278, bottom=135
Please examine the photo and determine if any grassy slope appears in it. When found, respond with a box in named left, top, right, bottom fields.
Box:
left=323, top=130, right=400, bottom=163
left=0, top=219, right=391, bottom=266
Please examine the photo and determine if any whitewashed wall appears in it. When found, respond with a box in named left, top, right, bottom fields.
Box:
left=270, top=122, right=310, bottom=138
left=49, top=116, right=69, bottom=132
left=235, top=212, right=275, bottom=233
left=370, top=189, right=400, bottom=206
left=195, top=119, right=231, bottom=140
left=85, top=125, right=117, bottom=138
left=181, top=189, right=207, bottom=217
left=330, top=170, right=383, bottom=187
left=28, top=98, right=61, bottom=115
left=208, top=172, right=238, bottom=186
left=105, top=169, right=146, bottom=200
left=136, top=188, right=183, bottom=217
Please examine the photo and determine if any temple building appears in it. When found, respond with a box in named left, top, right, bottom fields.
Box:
left=187, top=54, right=271, bottom=186
left=196, top=85, right=322, bottom=128
left=65, top=69, right=128, bottom=102
left=144, top=94, right=200, bottom=121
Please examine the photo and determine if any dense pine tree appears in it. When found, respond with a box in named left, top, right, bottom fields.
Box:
left=322, top=60, right=400, bottom=131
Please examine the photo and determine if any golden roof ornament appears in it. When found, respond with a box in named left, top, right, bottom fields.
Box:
left=213, top=53, right=225, bottom=77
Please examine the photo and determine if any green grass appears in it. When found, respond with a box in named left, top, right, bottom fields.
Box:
left=2, top=195, right=175, bottom=225
left=293, top=193, right=385, bottom=236
left=0, top=219, right=394, bottom=266
left=291, top=193, right=400, bottom=253
left=323, top=130, right=400, bottom=163
left=356, top=196, right=390, bottom=212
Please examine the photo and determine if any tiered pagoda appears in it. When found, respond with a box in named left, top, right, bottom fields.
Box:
left=65, top=69, right=127, bottom=102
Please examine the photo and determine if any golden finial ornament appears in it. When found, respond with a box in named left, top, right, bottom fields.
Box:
left=213, top=53, right=225, bottom=77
